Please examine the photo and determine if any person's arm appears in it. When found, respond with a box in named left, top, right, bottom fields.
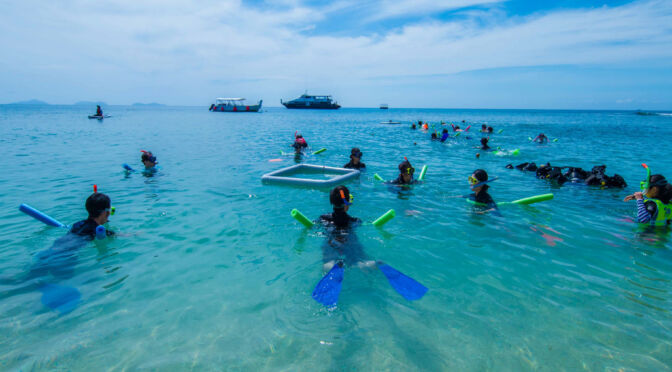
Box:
left=636, top=200, right=657, bottom=223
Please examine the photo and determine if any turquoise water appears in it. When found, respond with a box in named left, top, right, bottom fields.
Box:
left=1, top=105, right=671, bottom=370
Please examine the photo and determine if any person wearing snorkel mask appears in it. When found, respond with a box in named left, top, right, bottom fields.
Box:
left=390, top=159, right=417, bottom=185
left=624, top=174, right=672, bottom=226
left=141, top=150, right=158, bottom=170
left=344, top=148, right=366, bottom=170
left=319, top=186, right=372, bottom=271
left=440, top=129, right=450, bottom=142
left=478, top=137, right=491, bottom=150
left=292, top=132, right=308, bottom=154
left=468, top=169, right=498, bottom=211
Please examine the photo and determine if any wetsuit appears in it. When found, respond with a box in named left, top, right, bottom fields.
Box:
left=343, top=161, right=366, bottom=170
left=468, top=191, right=498, bottom=210
left=70, top=218, right=115, bottom=239
left=319, top=210, right=366, bottom=266
left=390, top=175, right=416, bottom=185
left=292, top=140, right=308, bottom=152
left=440, top=132, right=450, bottom=142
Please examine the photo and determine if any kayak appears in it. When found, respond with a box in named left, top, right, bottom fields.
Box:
left=88, top=115, right=111, bottom=119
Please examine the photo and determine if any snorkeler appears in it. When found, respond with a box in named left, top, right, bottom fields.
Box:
left=480, top=124, right=487, bottom=132
left=431, top=132, right=438, bottom=140
left=624, top=173, right=672, bottom=226
left=343, top=148, right=366, bottom=170
left=411, top=123, right=416, bottom=129
left=292, top=132, right=308, bottom=153
left=487, top=126, right=493, bottom=133
left=311, top=185, right=428, bottom=307
left=390, top=159, right=417, bottom=185
left=440, top=129, right=450, bottom=142
left=477, top=137, right=491, bottom=150
left=467, top=169, right=498, bottom=211
left=422, top=122, right=429, bottom=130
left=70, top=192, right=116, bottom=238
left=141, top=150, right=158, bottom=170
left=532, top=133, right=548, bottom=143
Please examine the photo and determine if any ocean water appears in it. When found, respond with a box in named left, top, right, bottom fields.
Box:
left=0, top=105, right=671, bottom=371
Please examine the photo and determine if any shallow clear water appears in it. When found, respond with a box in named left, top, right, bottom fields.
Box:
left=1, top=105, right=671, bottom=371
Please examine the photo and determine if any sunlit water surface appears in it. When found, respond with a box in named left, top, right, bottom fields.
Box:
left=1, top=105, right=671, bottom=370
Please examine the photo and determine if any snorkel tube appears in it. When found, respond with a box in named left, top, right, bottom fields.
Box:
left=640, top=163, right=651, bottom=192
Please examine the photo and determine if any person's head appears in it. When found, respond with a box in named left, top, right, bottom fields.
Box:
left=469, top=169, right=489, bottom=193
left=487, top=126, right=493, bottom=133
left=455, top=125, right=460, bottom=130
left=86, top=192, right=111, bottom=223
left=480, top=137, right=489, bottom=146
left=141, top=151, right=157, bottom=169
left=329, top=185, right=352, bottom=212
left=350, top=148, right=362, bottom=164
left=481, top=124, right=487, bottom=130
left=97, top=105, right=101, bottom=108
left=646, top=174, right=671, bottom=202
left=431, top=132, right=437, bottom=139
left=398, top=159, right=415, bottom=183
left=442, top=128, right=448, bottom=134
left=412, top=123, right=416, bottom=129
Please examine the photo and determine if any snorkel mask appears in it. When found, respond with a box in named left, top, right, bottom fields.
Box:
left=469, top=176, right=498, bottom=190
left=339, top=190, right=353, bottom=206
left=141, top=150, right=158, bottom=164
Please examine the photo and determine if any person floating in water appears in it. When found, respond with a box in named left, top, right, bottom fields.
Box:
left=431, top=132, right=438, bottom=140
left=344, top=148, right=366, bottom=170
left=477, top=137, right=491, bottom=150
left=624, top=174, right=672, bottom=226
left=468, top=169, right=498, bottom=212
left=70, top=192, right=116, bottom=239
left=292, top=132, right=308, bottom=154
left=311, top=185, right=428, bottom=307
left=141, top=150, right=158, bottom=170
left=480, top=124, right=487, bottom=132
left=390, top=159, right=417, bottom=185
left=411, top=123, right=416, bottom=129
left=440, top=129, right=450, bottom=142
left=532, top=133, right=548, bottom=143
left=487, top=126, right=493, bottom=134
left=95, top=105, right=103, bottom=117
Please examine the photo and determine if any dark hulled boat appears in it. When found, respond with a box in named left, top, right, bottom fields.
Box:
left=281, top=93, right=341, bottom=109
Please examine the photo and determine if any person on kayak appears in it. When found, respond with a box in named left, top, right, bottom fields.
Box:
left=95, top=105, right=103, bottom=117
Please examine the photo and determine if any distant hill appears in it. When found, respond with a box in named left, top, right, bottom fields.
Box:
left=74, top=101, right=108, bottom=106
left=9, top=99, right=49, bottom=105
left=132, top=102, right=166, bottom=107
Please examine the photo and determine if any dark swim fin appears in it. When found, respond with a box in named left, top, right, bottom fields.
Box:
left=40, top=283, right=81, bottom=314
left=379, top=264, right=428, bottom=301
left=312, top=262, right=344, bottom=307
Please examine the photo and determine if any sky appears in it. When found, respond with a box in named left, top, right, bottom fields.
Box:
left=0, top=0, right=671, bottom=109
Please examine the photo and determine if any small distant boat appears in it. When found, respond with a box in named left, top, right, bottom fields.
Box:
left=209, top=98, right=262, bottom=112
left=380, top=104, right=389, bottom=109
left=281, top=93, right=340, bottom=109
left=635, top=110, right=656, bottom=116
left=88, top=115, right=111, bottom=119
left=380, top=120, right=401, bottom=124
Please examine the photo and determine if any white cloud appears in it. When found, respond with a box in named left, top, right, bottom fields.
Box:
left=0, top=0, right=671, bottom=106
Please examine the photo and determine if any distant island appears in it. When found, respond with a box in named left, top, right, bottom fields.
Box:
left=8, top=99, right=49, bottom=105
left=132, top=102, right=166, bottom=107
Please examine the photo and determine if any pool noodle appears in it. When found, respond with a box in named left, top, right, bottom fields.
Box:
left=372, top=209, right=395, bottom=227
left=504, top=193, right=554, bottom=205
left=291, top=208, right=314, bottom=228
left=312, top=148, right=327, bottom=155
left=19, top=204, right=66, bottom=228
left=95, top=225, right=106, bottom=240
left=418, top=165, right=428, bottom=181
left=374, top=174, right=384, bottom=181
left=123, top=163, right=135, bottom=171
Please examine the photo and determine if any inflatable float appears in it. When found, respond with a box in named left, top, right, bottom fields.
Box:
left=262, top=164, right=360, bottom=187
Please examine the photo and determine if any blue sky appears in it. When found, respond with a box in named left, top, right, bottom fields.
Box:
left=0, top=0, right=670, bottom=109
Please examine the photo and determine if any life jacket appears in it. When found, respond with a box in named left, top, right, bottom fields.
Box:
left=643, top=197, right=672, bottom=226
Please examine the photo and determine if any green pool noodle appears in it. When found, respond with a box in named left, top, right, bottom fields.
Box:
left=455, top=132, right=461, bottom=137
left=497, top=129, right=503, bottom=134
left=291, top=208, right=314, bottom=228
left=374, top=173, right=384, bottom=181
left=512, top=149, right=520, bottom=155
left=418, top=165, right=428, bottom=181
left=372, top=209, right=395, bottom=227
left=499, top=193, right=554, bottom=206
left=552, top=138, right=558, bottom=142
left=528, top=137, right=533, bottom=141
left=312, top=148, right=326, bottom=155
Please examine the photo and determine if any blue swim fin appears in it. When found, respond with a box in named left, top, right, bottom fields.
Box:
left=379, top=264, right=428, bottom=301
left=312, top=262, right=344, bottom=307
left=40, top=283, right=81, bottom=314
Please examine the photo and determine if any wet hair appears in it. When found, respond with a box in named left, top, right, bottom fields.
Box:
left=455, top=125, right=461, bottom=130
left=650, top=174, right=672, bottom=203
left=473, top=169, right=489, bottom=192
left=431, top=132, right=437, bottom=139
left=329, top=185, right=350, bottom=209
left=487, top=126, right=493, bottom=133
left=86, top=193, right=111, bottom=218
left=481, top=124, right=487, bottom=128
left=411, top=124, right=416, bottom=129
left=141, top=151, right=154, bottom=162
left=350, top=147, right=362, bottom=158
left=399, top=159, right=414, bottom=174
left=480, top=137, right=489, bottom=145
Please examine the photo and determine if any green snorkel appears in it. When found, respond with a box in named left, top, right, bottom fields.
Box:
left=640, top=163, right=650, bottom=192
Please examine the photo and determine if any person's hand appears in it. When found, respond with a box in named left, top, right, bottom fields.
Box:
left=633, top=192, right=644, bottom=200
left=623, top=194, right=635, bottom=201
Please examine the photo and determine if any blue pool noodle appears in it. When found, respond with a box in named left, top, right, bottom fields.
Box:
left=123, top=163, right=135, bottom=172
left=95, top=225, right=106, bottom=240
left=19, top=204, right=66, bottom=228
